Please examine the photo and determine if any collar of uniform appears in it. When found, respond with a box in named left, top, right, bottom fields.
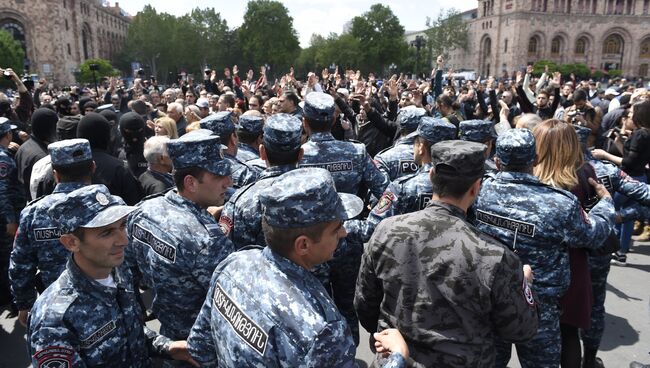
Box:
left=584, top=149, right=594, bottom=161
left=148, top=169, right=174, bottom=186
left=397, top=133, right=417, bottom=146
left=53, top=182, right=86, bottom=194
left=66, top=256, right=127, bottom=299
left=260, top=164, right=296, bottom=180
left=419, top=162, right=433, bottom=173
left=496, top=171, right=539, bottom=183
left=238, top=143, right=259, bottom=155
left=262, top=246, right=314, bottom=284
left=427, top=199, right=466, bottom=219
left=0, top=145, right=8, bottom=154
left=308, top=132, right=335, bottom=142
left=164, top=189, right=208, bottom=219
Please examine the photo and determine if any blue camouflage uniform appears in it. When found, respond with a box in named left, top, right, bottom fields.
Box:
left=29, top=184, right=173, bottom=367
left=235, top=115, right=263, bottom=162
left=459, top=119, right=497, bottom=172
left=374, top=106, right=427, bottom=181
left=188, top=168, right=407, bottom=367
left=346, top=117, right=457, bottom=243
left=200, top=111, right=260, bottom=197
left=471, top=129, right=615, bottom=368
left=299, top=92, right=389, bottom=344
left=127, top=134, right=235, bottom=342
left=9, top=139, right=92, bottom=311
left=219, top=113, right=302, bottom=249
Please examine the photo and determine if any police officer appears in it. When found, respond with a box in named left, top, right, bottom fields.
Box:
left=188, top=168, right=411, bottom=367
left=374, top=106, right=427, bottom=181
left=9, top=139, right=93, bottom=326
left=199, top=111, right=259, bottom=199
left=29, top=184, right=196, bottom=367
left=219, top=113, right=303, bottom=249
left=299, top=92, right=389, bottom=344
left=355, top=140, right=538, bottom=367
left=459, top=119, right=498, bottom=172
left=472, top=128, right=614, bottom=368
left=235, top=114, right=264, bottom=162
left=127, top=133, right=235, bottom=352
left=346, top=117, right=457, bottom=244
left=0, top=117, right=23, bottom=308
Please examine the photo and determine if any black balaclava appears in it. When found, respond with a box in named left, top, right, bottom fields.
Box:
left=77, top=112, right=111, bottom=150
left=31, top=107, right=59, bottom=143
left=55, top=98, right=73, bottom=116
left=78, top=97, right=92, bottom=115
left=119, top=112, right=146, bottom=153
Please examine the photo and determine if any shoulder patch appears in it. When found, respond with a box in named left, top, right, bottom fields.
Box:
left=34, top=346, right=74, bottom=368
left=374, top=192, right=396, bottom=214
left=213, top=283, right=268, bottom=356
left=132, top=224, right=176, bottom=263
left=218, top=215, right=233, bottom=237
left=522, top=279, right=535, bottom=307
left=475, top=209, right=536, bottom=237
left=398, top=159, right=418, bottom=174
left=0, top=162, right=8, bottom=178
left=418, top=193, right=433, bottom=210
left=33, top=227, right=62, bottom=242
left=80, top=320, right=116, bottom=349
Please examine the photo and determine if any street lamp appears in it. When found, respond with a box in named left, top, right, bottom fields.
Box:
left=411, top=35, right=426, bottom=76
left=389, top=63, right=397, bottom=76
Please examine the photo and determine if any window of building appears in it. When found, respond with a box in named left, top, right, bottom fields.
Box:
left=644, top=0, right=649, bottom=14
left=63, top=0, right=66, bottom=8
left=67, top=43, right=71, bottom=55
left=592, top=0, right=599, bottom=13
left=528, top=37, right=539, bottom=54
left=504, top=38, right=509, bottom=53
left=575, top=37, right=587, bottom=54
left=603, top=34, right=623, bottom=54
left=551, top=37, right=562, bottom=54
left=65, top=19, right=69, bottom=31
left=640, top=64, right=649, bottom=77
left=641, top=38, right=650, bottom=58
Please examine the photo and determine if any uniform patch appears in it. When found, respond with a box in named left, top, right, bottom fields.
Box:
left=218, top=216, right=233, bottom=237
left=522, top=279, right=535, bottom=307
left=205, top=223, right=224, bottom=237
left=418, top=193, right=433, bottom=210
left=132, top=224, right=176, bottom=263
left=398, top=160, right=418, bottom=174
left=213, top=283, right=268, bottom=356
left=301, top=161, right=353, bottom=173
left=374, top=192, right=396, bottom=214
left=0, top=162, right=8, bottom=178
left=33, top=227, right=62, bottom=241
left=80, top=320, right=116, bottom=348
left=598, top=175, right=613, bottom=192
left=34, top=346, right=73, bottom=368
left=475, top=210, right=536, bottom=237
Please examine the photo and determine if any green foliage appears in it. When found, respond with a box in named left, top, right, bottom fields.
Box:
left=608, top=69, right=623, bottom=77
left=592, top=70, right=605, bottom=79
left=238, top=0, right=300, bottom=75
left=79, top=59, right=119, bottom=83
left=351, top=4, right=407, bottom=73
left=532, top=60, right=558, bottom=76
left=425, top=8, right=469, bottom=60
left=0, top=30, right=25, bottom=73
left=557, top=63, right=591, bottom=78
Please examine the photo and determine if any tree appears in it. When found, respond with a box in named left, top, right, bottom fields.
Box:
left=0, top=30, right=25, bottom=73
left=425, top=8, right=469, bottom=61
left=79, top=58, right=120, bottom=83
left=351, top=4, right=407, bottom=73
left=238, top=0, right=300, bottom=75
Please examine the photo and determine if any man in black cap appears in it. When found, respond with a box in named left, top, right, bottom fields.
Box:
left=15, top=107, right=58, bottom=201
left=119, top=112, right=148, bottom=177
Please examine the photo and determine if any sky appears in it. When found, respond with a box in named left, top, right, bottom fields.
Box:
left=117, top=0, right=477, bottom=47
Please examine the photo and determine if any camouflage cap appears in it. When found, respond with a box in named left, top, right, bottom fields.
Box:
left=167, top=134, right=231, bottom=176
left=0, top=117, right=17, bottom=136
left=398, top=106, right=427, bottom=131
left=459, top=119, right=497, bottom=142
left=238, top=115, right=264, bottom=136
left=48, top=184, right=136, bottom=234
left=431, top=140, right=486, bottom=178
left=263, top=113, right=302, bottom=152
left=259, top=168, right=363, bottom=228
left=303, top=92, right=335, bottom=123
left=414, top=116, right=457, bottom=145
left=573, top=124, right=591, bottom=146
left=200, top=111, right=239, bottom=137
left=48, top=138, right=92, bottom=167
left=495, top=128, right=536, bottom=166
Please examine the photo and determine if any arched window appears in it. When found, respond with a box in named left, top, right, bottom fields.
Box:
left=0, top=19, right=27, bottom=52
left=641, top=38, right=650, bottom=58
left=575, top=37, right=588, bottom=54
left=551, top=37, right=562, bottom=54
left=528, top=37, right=539, bottom=54
left=82, top=23, right=92, bottom=60
left=602, top=34, right=623, bottom=54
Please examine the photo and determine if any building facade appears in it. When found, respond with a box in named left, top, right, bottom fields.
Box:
left=439, top=0, right=650, bottom=78
left=0, top=0, right=130, bottom=86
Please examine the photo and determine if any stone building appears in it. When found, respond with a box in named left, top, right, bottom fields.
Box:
left=0, top=0, right=130, bottom=86
left=441, top=0, right=650, bottom=78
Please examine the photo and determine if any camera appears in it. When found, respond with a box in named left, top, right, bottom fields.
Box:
left=137, top=68, right=145, bottom=77
left=89, top=63, right=99, bottom=71
left=3, top=71, right=12, bottom=80
left=606, top=127, right=621, bottom=140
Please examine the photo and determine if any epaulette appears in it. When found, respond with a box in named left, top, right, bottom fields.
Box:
left=237, top=244, right=264, bottom=252
left=345, top=139, right=363, bottom=145
left=395, top=172, right=418, bottom=184
left=229, top=181, right=257, bottom=205
left=46, top=289, right=79, bottom=320
left=138, top=187, right=174, bottom=204
left=375, top=145, right=393, bottom=157
left=26, top=194, right=48, bottom=207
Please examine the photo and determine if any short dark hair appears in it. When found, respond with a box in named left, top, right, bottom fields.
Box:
left=72, top=227, right=86, bottom=241
left=304, top=117, right=332, bottom=132
left=264, top=146, right=301, bottom=166
left=220, top=94, right=235, bottom=108
left=501, top=163, right=531, bottom=173
left=430, top=171, right=481, bottom=199
left=219, top=131, right=235, bottom=146
left=53, top=160, right=94, bottom=182
left=283, top=91, right=300, bottom=107
left=237, top=130, right=261, bottom=145
left=261, top=217, right=329, bottom=257
left=173, top=166, right=207, bottom=191
left=633, top=100, right=650, bottom=129
left=573, top=89, right=587, bottom=103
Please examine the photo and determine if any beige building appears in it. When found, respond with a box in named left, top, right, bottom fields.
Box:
left=439, top=0, right=650, bottom=78
left=0, top=0, right=130, bottom=86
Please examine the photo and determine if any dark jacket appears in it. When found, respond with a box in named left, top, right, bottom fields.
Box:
left=138, top=169, right=174, bottom=197
left=91, top=149, right=144, bottom=205
left=15, top=137, right=49, bottom=201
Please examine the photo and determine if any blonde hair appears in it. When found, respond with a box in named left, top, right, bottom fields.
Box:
left=532, top=119, right=583, bottom=190
left=154, top=117, right=179, bottom=139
